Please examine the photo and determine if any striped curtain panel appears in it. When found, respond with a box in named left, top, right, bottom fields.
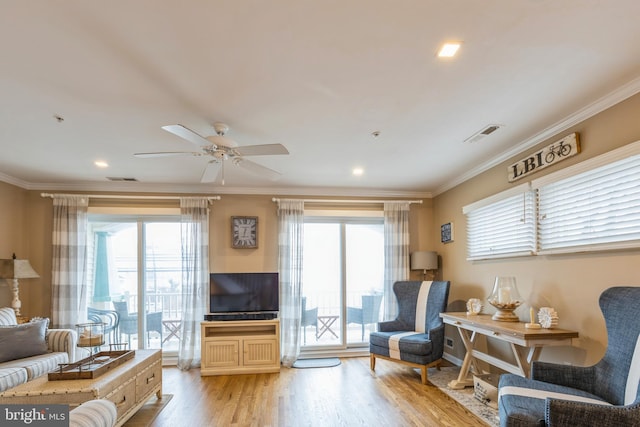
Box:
left=383, top=202, right=410, bottom=320
left=178, top=197, right=210, bottom=370
left=277, top=199, right=304, bottom=367
left=51, top=195, right=89, bottom=329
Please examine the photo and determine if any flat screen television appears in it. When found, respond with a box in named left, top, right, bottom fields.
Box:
left=209, top=272, right=279, bottom=318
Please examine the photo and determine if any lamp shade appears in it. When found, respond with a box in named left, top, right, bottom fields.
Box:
left=0, top=259, right=40, bottom=279
left=410, top=251, right=438, bottom=271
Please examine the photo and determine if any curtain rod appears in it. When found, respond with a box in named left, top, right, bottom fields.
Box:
left=41, top=193, right=221, bottom=201
left=271, top=197, right=422, bottom=204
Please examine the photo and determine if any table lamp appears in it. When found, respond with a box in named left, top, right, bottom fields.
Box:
left=0, top=254, right=40, bottom=316
left=410, top=251, right=438, bottom=280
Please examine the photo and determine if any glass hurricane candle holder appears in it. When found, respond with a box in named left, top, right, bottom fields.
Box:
left=487, top=276, right=522, bottom=322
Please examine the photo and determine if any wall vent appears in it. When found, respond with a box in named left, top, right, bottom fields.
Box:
left=464, top=124, right=503, bottom=143
left=106, top=177, right=139, bottom=182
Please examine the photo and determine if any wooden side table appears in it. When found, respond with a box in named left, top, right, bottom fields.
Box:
left=440, top=312, right=578, bottom=389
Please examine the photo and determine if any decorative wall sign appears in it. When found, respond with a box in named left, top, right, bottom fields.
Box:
left=441, top=222, right=454, bottom=243
left=508, top=132, right=580, bottom=182
left=232, top=216, right=258, bottom=248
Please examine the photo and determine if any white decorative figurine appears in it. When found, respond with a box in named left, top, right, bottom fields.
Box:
left=466, top=298, right=483, bottom=315
left=538, top=307, right=559, bottom=329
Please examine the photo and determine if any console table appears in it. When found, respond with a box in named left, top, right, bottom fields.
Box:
left=440, top=312, right=578, bottom=389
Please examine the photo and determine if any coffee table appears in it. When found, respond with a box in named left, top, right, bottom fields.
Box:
left=0, top=349, right=162, bottom=427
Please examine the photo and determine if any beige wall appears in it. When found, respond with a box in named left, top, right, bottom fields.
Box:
left=0, top=182, right=32, bottom=308
left=434, top=92, right=640, bottom=367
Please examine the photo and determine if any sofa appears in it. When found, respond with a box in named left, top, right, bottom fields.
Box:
left=0, top=307, right=77, bottom=392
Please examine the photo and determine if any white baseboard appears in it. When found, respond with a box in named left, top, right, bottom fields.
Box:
left=443, top=352, right=463, bottom=367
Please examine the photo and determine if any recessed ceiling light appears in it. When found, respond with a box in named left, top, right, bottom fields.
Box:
left=437, top=42, right=462, bottom=58
left=94, top=160, right=109, bottom=168
left=352, top=168, right=364, bottom=176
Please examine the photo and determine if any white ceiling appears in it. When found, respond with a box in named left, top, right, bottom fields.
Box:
left=2, top=1, right=640, bottom=198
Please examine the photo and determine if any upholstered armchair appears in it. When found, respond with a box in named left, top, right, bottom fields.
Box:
left=369, top=280, right=450, bottom=384
left=347, top=293, right=383, bottom=340
left=498, top=286, right=640, bottom=426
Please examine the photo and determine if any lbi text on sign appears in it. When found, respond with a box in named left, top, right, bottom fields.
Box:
left=508, top=133, right=580, bottom=182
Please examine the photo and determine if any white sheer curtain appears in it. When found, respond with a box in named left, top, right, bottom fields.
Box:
left=51, top=195, right=89, bottom=329
left=177, top=197, right=210, bottom=370
left=277, top=199, right=304, bottom=367
left=382, top=201, right=410, bottom=320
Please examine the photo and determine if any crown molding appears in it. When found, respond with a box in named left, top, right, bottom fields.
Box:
left=7, top=179, right=431, bottom=199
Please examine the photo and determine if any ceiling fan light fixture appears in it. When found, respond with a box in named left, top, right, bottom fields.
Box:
left=208, top=134, right=238, bottom=148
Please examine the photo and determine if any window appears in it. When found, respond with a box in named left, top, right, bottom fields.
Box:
left=463, top=184, right=535, bottom=260
left=533, top=141, right=640, bottom=253
left=465, top=140, right=640, bottom=259
left=87, top=211, right=182, bottom=354
left=301, top=213, right=384, bottom=351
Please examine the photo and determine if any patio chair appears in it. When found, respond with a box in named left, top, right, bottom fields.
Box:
left=498, top=286, right=640, bottom=426
left=112, top=301, right=163, bottom=347
left=369, top=280, right=450, bottom=384
left=347, top=293, right=383, bottom=340
left=301, top=296, right=318, bottom=345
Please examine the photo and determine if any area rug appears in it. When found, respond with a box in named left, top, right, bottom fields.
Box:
left=122, top=394, right=173, bottom=427
left=427, top=367, right=499, bottom=427
left=293, top=357, right=341, bottom=368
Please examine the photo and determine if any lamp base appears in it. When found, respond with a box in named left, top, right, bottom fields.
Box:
left=491, top=309, right=519, bottom=322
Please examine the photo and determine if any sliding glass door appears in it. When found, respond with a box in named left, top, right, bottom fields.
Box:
left=86, top=215, right=182, bottom=353
left=301, top=217, right=384, bottom=351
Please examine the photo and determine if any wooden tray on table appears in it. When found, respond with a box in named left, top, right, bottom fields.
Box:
left=48, top=350, right=134, bottom=380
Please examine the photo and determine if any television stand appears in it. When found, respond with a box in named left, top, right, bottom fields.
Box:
left=200, top=319, right=280, bottom=376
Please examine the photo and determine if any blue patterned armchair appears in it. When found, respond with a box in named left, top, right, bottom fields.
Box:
left=498, top=286, right=640, bottom=426
left=369, top=280, right=450, bottom=384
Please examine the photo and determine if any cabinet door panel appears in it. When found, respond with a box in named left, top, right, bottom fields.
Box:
left=204, top=340, right=240, bottom=367
left=243, top=339, right=277, bottom=366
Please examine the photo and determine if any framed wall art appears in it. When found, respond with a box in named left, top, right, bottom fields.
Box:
left=231, top=216, right=258, bottom=249
left=441, top=222, right=454, bottom=243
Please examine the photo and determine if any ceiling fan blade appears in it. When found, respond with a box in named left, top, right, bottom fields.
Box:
left=162, top=124, right=212, bottom=148
left=200, top=161, right=222, bottom=183
left=234, top=144, right=289, bottom=156
left=134, top=151, right=200, bottom=158
left=234, top=158, right=282, bottom=181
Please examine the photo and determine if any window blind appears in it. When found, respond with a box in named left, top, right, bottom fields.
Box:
left=535, top=153, right=640, bottom=253
left=463, top=184, right=535, bottom=260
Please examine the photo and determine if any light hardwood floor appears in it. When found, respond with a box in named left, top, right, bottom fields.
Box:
left=153, top=357, right=487, bottom=427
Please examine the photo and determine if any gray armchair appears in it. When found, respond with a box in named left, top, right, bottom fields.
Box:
left=347, top=293, right=383, bottom=340
left=498, top=286, right=640, bottom=426
left=369, top=280, right=450, bottom=384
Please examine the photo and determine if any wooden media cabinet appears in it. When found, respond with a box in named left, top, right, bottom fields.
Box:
left=200, top=319, right=280, bottom=376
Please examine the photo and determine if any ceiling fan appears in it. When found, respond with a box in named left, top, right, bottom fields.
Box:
left=134, top=122, right=289, bottom=184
